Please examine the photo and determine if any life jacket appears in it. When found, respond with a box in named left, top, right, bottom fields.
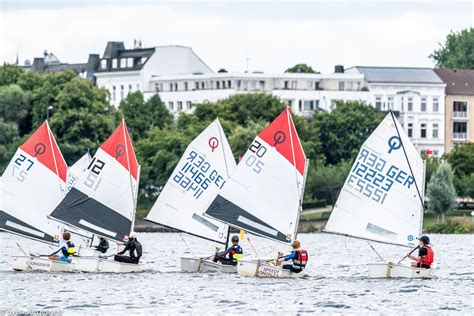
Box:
left=229, top=245, right=243, bottom=262
left=419, top=246, right=434, bottom=267
left=62, top=241, right=75, bottom=257
left=131, top=241, right=142, bottom=259
left=292, top=249, right=308, bottom=270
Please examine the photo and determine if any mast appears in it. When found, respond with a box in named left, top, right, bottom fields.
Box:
left=420, top=160, right=426, bottom=235
left=217, top=117, right=232, bottom=247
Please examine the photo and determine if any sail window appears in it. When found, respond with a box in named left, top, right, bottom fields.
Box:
left=192, top=213, right=219, bottom=232
left=237, top=215, right=278, bottom=236
left=366, top=223, right=397, bottom=238
left=5, top=220, right=45, bottom=238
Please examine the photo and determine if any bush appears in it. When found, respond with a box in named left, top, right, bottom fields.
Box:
left=306, top=225, right=319, bottom=233
left=424, top=217, right=473, bottom=234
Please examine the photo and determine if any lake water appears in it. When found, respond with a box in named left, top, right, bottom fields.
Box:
left=0, top=232, right=472, bottom=314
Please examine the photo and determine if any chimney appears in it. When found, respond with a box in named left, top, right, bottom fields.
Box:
left=335, top=65, right=344, bottom=73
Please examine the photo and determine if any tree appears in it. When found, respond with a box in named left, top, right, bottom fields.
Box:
left=228, top=121, right=267, bottom=157
left=430, top=27, right=474, bottom=69
left=0, top=119, right=19, bottom=172
left=0, top=64, right=24, bottom=86
left=427, top=162, right=456, bottom=222
left=0, top=85, right=31, bottom=135
left=311, top=101, right=383, bottom=165
left=119, top=92, right=173, bottom=141
left=285, top=63, right=319, bottom=74
left=445, top=143, right=474, bottom=197
left=49, top=78, right=117, bottom=163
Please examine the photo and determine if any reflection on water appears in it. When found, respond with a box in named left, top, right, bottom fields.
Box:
left=0, top=232, right=472, bottom=314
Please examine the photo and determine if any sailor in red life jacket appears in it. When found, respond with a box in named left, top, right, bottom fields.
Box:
left=276, top=240, right=308, bottom=273
left=407, top=235, right=434, bottom=269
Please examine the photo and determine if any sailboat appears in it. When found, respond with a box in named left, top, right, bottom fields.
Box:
left=49, top=119, right=142, bottom=273
left=66, top=151, right=92, bottom=191
left=145, top=118, right=238, bottom=273
left=324, top=111, right=431, bottom=278
left=205, top=107, right=309, bottom=278
left=0, top=121, right=81, bottom=271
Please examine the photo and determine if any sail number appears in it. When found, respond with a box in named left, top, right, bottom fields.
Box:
left=347, top=147, right=415, bottom=205
left=12, top=154, right=35, bottom=182
left=84, top=157, right=105, bottom=191
left=245, top=140, right=267, bottom=174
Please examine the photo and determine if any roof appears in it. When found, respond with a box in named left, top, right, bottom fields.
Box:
left=434, top=69, right=474, bottom=95
left=350, top=66, right=444, bottom=84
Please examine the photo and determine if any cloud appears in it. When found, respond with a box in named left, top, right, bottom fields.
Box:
left=0, top=2, right=472, bottom=73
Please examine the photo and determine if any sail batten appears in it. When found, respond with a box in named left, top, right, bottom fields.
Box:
left=325, top=112, right=425, bottom=247
left=205, top=108, right=307, bottom=244
left=145, top=119, right=235, bottom=244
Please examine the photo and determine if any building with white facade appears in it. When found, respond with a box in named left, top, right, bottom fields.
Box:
left=93, top=41, right=446, bottom=156
left=347, top=67, right=446, bottom=156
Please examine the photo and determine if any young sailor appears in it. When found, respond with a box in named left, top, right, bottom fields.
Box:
left=48, top=231, right=75, bottom=263
left=213, top=235, right=243, bottom=266
left=407, top=235, right=434, bottom=269
left=114, top=232, right=142, bottom=264
left=276, top=240, right=308, bottom=273
left=94, top=236, right=109, bottom=254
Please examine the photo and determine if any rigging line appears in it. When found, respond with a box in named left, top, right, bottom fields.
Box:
left=389, top=110, right=426, bottom=213
left=179, top=233, right=197, bottom=257
left=367, top=241, right=385, bottom=262
left=122, top=119, right=138, bottom=233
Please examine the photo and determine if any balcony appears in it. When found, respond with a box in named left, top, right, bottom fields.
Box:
left=453, top=132, right=468, bottom=141
left=453, top=111, right=468, bottom=119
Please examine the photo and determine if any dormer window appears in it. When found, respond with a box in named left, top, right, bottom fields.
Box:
left=112, top=59, right=118, bottom=69
left=127, top=58, right=133, bottom=68
left=101, top=59, right=107, bottom=69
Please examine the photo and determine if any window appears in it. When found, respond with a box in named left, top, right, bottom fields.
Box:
left=120, top=58, right=126, bottom=68
left=407, top=97, right=413, bottom=112
left=433, top=98, right=439, bottom=112
left=112, top=86, right=116, bottom=102
left=112, top=59, right=118, bottom=69
left=284, top=81, right=289, bottom=89
left=178, top=101, right=183, bottom=111
left=303, top=100, right=314, bottom=111
left=420, top=123, right=427, bottom=138
left=400, top=97, right=404, bottom=111
left=453, top=122, right=467, bottom=140
left=120, top=85, right=124, bottom=100
left=387, top=96, right=394, bottom=110
left=128, top=84, right=132, bottom=95
left=375, top=96, right=382, bottom=110
left=195, top=82, right=200, bottom=90
left=407, top=123, right=413, bottom=138
left=354, top=82, right=361, bottom=90
left=291, top=81, right=297, bottom=90
left=201, top=82, right=205, bottom=89
left=127, top=58, right=133, bottom=68
left=298, top=100, right=302, bottom=112
left=184, top=82, right=188, bottom=91
left=175, top=83, right=179, bottom=91
left=338, top=81, right=345, bottom=91
left=315, top=82, right=320, bottom=90
left=307, top=81, right=313, bottom=90
left=101, top=59, right=107, bottom=69
left=228, top=80, right=232, bottom=89
left=236, top=80, right=241, bottom=90
left=432, top=123, right=439, bottom=139
left=259, top=80, right=265, bottom=90
left=453, top=101, right=468, bottom=117
left=251, top=81, right=257, bottom=90
left=169, top=83, right=174, bottom=91
left=346, top=82, right=353, bottom=91
left=186, top=101, right=192, bottom=110
left=168, top=102, right=174, bottom=111
left=421, top=97, right=427, bottom=112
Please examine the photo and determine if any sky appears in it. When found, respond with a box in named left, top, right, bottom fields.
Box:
left=0, top=0, right=473, bottom=73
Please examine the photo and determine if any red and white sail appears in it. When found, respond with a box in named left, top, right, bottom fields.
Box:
left=50, top=120, right=140, bottom=242
left=146, top=118, right=235, bottom=244
left=0, top=121, right=67, bottom=243
left=205, top=108, right=307, bottom=244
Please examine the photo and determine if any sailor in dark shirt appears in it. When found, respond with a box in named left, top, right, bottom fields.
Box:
left=114, top=232, right=142, bottom=264
left=94, top=236, right=109, bottom=254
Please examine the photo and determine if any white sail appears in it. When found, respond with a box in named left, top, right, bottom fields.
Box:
left=0, top=121, right=67, bottom=243
left=50, top=120, right=140, bottom=242
left=205, top=108, right=307, bottom=244
left=325, top=112, right=424, bottom=247
left=145, top=119, right=235, bottom=244
left=66, top=152, right=92, bottom=191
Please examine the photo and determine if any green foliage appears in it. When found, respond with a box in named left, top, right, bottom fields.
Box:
left=0, top=64, right=24, bottom=86
left=49, top=78, right=117, bottom=163
left=228, top=121, right=267, bottom=157
left=445, top=143, right=474, bottom=198
left=427, top=162, right=456, bottom=219
left=424, top=156, right=441, bottom=185
left=311, top=101, right=383, bottom=165
left=0, top=119, right=19, bottom=168
left=424, top=217, right=473, bottom=234
left=0, top=85, right=31, bottom=135
left=119, top=93, right=173, bottom=141
left=430, top=27, right=474, bottom=69
left=285, top=63, right=319, bottom=74
left=305, top=160, right=352, bottom=205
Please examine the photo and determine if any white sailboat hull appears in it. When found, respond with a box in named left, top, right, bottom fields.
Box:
left=368, top=262, right=433, bottom=279
left=237, top=259, right=307, bottom=278
left=29, top=257, right=75, bottom=272
left=11, top=256, right=32, bottom=271
left=97, top=259, right=143, bottom=273
left=180, top=256, right=237, bottom=273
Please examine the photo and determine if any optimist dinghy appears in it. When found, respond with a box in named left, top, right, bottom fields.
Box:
left=145, top=118, right=238, bottom=273
left=205, top=108, right=309, bottom=278
left=49, top=120, right=143, bottom=273
left=324, top=111, right=432, bottom=279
